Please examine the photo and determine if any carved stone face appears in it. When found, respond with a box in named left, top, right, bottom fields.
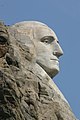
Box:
left=13, top=21, right=63, bottom=77
left=33, top=24, right=63, bottom=77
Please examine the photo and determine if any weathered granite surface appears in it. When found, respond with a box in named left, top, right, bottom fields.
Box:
left=0, top=21, right=77, bottom=120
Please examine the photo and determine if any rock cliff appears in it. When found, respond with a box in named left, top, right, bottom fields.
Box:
left=0, top=21, right=77, bottom=120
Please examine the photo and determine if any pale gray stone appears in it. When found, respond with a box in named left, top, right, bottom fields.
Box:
left=0, top=21, right=77, bottom=120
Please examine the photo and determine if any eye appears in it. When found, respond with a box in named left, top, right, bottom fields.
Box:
left=41, top=36, right=54, bottom=44
left=0, top=36, right=7, bottom=45
left=43, top=39, right=49, bottom=43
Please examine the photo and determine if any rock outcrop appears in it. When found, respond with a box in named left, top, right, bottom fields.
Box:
left=0, top=21, right=77, bottom=120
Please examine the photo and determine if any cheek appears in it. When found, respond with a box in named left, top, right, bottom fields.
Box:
left=36, top=48, right=50, bottom=60
left=36, top=43, right=50, bottom=55
left=36, top=50, right=52, bottom=64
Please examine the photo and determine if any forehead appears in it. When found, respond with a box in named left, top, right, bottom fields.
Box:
left=12, top=21, right=58, bottom=40
left=34, top=26, right=58, bottom=40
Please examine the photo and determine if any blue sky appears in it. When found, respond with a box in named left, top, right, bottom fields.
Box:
left=0, top=0, right=80, bottom=119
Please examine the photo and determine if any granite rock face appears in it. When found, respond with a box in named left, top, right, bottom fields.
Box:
left=0, top=21, right=77, bottom=120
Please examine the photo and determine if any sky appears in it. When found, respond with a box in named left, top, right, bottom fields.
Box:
left=0, top=0, right=80, bottom=119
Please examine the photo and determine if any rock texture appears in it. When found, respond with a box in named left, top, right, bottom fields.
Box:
left=0, top=21, right=77, bottom=120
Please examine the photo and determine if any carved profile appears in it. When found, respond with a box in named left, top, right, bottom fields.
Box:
left=11, top=21, right=63, bottom=78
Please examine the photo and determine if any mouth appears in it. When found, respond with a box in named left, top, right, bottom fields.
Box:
left=50, top=58, right=59, bottom=62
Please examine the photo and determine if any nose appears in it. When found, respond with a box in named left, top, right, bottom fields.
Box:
left=53, top=42, right=63, bottom=58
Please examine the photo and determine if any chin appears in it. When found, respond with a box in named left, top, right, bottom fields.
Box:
left=37, top=61, right=60, bottom=78
left=48, top=68, right=59, bottom=78
left=45, top=65, right=60, bottom=78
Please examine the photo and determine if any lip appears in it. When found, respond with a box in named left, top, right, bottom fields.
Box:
left=50, top=58, right=59, bottom=62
